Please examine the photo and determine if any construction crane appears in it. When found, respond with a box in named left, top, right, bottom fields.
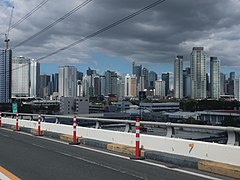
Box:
left=4, top=6, right=14, bottom=49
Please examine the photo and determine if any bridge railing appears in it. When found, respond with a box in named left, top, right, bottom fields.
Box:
left=1, top=112, right=240, bottom=146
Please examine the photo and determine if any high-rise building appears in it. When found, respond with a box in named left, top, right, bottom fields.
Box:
left=124, top=74, right=131, bottom=97
left=190, top=47, right=206, bottom=99
left=132, top=62, right=142, bottom=83
left=220, top=73, right=226, bottom=95
left=12, top=56, right=30, bottom=97
left=162, top=73, right=170, bottom=96
left=142, top=67, right=149, bottom=89
left=210, top=57, right=220, bottom=99
left=183, top=67, right=191, bottom=98
left=0, top=49, right=12, bottom=103
left=234, top=77, right=240, bottom=101
left=30, top=59, right=40, bottom=97
left=105, top=70, right=118, bottom=95
left=100, top=76, right=106, bottom=96
left=40, top=75, right=51, bottom=98
left=148, top=71, right=158, bottom=89
left=131, top=75, right=137, bottom=97
left=93, top=76, right=101, bottom=96
left=51, top=73, right=59, bottom=93
left=174, top=55, right=183, bottom=99
left=117, top=76, right=125, bottom=101
left=59, top=66, right=77, bottom=97
left=155, top=80, right=165, bottom=97
left=230, top=72, right=235, bottom=81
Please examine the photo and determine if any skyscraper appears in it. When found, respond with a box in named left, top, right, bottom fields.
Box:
left=0, top=49, right=12, bottom=103
left=30, top=59, right=40, bottom=97
left=210, top=57, right=220, bottom=99
left=234, top=77, right=240, bottom=101
left=12, top=56, right=30, bottom=97
left=190, top=47, right=206, bottom=99
left=162, top=72, right=170, bottom=96
left=148, top=71, right=158, bottom=89
left=183, top=67, right=191, bottom=98
left=59, top=66, right=77, bottom=97
left=39, top=74, right=51, bottom=98
left=220, top=73, right=226, bottom=95
left=174, top=55, right=183, bottom=99
left=105, top=70, right=118, bottom=95
left=155, top=80, right=165, bottom=97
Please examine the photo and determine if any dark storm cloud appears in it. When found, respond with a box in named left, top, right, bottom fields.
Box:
left=1, top=0, right=240, bottom=67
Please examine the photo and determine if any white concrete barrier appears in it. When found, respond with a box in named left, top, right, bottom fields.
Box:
left=2, top=117, right=240, bottom=166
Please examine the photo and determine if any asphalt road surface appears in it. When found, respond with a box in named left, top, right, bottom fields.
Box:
left=0, top=128, right=230, bottom=180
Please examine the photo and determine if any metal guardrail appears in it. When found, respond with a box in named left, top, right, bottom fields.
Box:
left=1, top=112, right=240, bottom=146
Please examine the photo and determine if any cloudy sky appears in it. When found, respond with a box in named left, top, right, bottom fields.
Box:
left=1, top=0, right=240, bottom=76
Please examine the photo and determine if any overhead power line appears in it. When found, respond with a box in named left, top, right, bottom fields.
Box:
left=0, top=0, right=49, bottom=36
left=13, top=0, right=92, bottom=49
left=5, top=0, right=166, bottom=75
left=37, top=0, right=166, bottom=61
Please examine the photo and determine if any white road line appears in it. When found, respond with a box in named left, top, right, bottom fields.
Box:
left=0, top=172, right=11, bottom=180
left=55, top=150, right=145, bottom=179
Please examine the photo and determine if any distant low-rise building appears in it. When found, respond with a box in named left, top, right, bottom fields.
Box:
left=60, top=97, right=89, bottom=115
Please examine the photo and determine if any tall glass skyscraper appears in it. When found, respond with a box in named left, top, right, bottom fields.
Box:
left=30, top=59, right=40, bottom=97
left=12, top=56, right=30, bottom=97
left=210, top=57, right=220, bottom=99
left=59, top=66, right=77, bottom=97
left=162, top=72, right=170, bottom=96
left=174, top=55, right=183, bottom=99
left=0, top=49, right=12, bottom=103
left=190, top=47, right=206, bottom=99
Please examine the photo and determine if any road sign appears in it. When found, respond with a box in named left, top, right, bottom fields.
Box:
left=12, top=103, right=18, bottom=113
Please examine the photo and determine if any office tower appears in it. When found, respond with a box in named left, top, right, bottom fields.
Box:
left=117, top=76, right=125, bottom=101
left=100, top=76, right=106, bottom=96
left=77, top=71, right=83, bottom=81
left=210, top=57, right=220, bottom=99
left=12, top=56, right=30, bottom=97
left=40, top=75, right=51, bottom=98
left=30, top=59, right=40, bottom=97
left=206, top=73, right=210, bottom=97
left=228, top=72, right=235, bottom=95
left=93, top=76, right=101, bottom=96
left=0, top=49, right=12, bottom=103
left=105, top=70, right=118, bottom=95
left=138, top=76, right=145, bottom=92
left=86, top=67, right=96, bottom=76
left=190, top=47, right=206, bottom=99
left=155, top=80, right=165, bottom=97
left=174, top=55, right=183, bottom=99
left=77, top=80, right=83, bottom=97
left=132, top=62, right=142, bottom=83
left=230, top=72, right=235, bottom=81
left=51, top=73, right=59, bottom=93
left=124, top=74, right=131, bottom=97
left=142, top=67, right=149, bottom=89
left=234, top=77, right=240, bottom=101
left=183, top=67, right=191, bottom=98
left=59, top=66, right=77, bottom=97
left=148, top=71, right=158, bottom=89
left=131, top=75, right=137, bottom=97
left=220, top=73, right=226, bottom=95
left=162, top=72, right=170, bottom=96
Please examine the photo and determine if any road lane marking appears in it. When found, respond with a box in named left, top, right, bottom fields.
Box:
left=0, top=166, right=21, bottom=180
left=55, top=150, right=145, bottom=179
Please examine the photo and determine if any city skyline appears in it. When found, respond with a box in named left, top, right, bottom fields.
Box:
left=1, top=0, right=240, bottom=76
